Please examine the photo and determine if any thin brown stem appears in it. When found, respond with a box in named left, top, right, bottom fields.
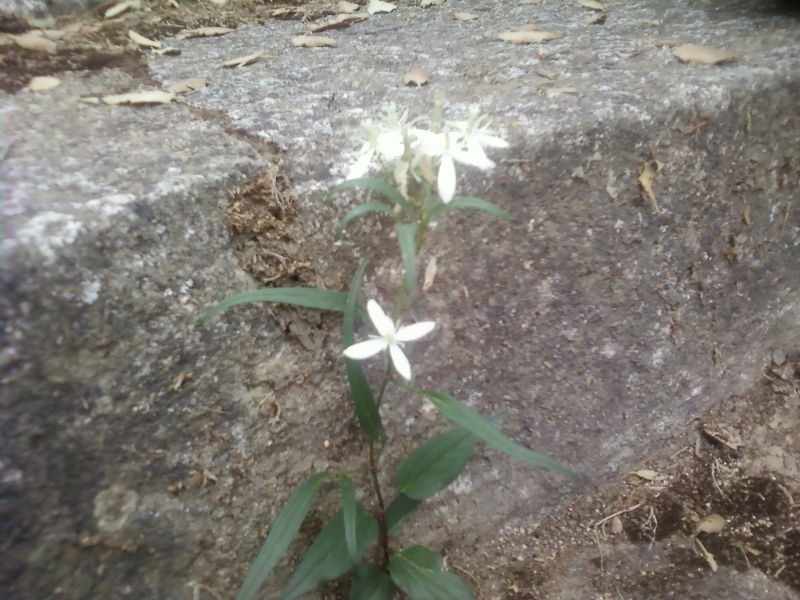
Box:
left=369, top=362, right=393, bottom=568
left=369, top=439, right=390, bottom=568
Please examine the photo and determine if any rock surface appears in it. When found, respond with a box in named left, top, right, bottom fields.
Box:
left=2, top=0, right=799, bottom=598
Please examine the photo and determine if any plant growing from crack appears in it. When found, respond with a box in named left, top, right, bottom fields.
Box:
left=202, top=104, right=580, bottom=600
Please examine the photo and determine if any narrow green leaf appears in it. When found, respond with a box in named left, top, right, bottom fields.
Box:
left=395, top=223, right=418, bottom=303
left=385, top=494, right=420, bottom=535
left=279, top=505, right=378, bottom=600
left=201, top=288, right=350, bottom=324
left=340, top=476, right=358, bottom=560
left=343, top=258, right=385, bottom=441
left=395, top=414, right=504, bottom=501
left=429, top=196, right=511, bottom=222
left=341, top=201, right=393, bottom=227
left=395, top=428, right=479, bottom=500
left=329, top=177, right=412, bottom=213
left=349, top=564, right=397, bottom=600
left=415, top=389, right=580, bottom=481
left=389, top=546, right=474, bottom=600
left=236, top=472, right=329, bottom=600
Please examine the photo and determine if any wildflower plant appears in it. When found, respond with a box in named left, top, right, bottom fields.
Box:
left=202, top=104, right=579, bottom=600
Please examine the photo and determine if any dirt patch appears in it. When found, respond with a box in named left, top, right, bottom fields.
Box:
left=226, top=166, right=319, bottom=287
left=478, top=352, right=800, bottom=599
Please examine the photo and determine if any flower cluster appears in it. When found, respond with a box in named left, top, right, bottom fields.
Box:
left=347, top=105, right=509, bottom=204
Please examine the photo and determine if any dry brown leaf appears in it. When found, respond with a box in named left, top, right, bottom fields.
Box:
left=309, top=13, right=367, bottom=33
left=403, top=68, right=430, bottom=87
left=421, top=0, right=446, bottom=6
left=41, top=29, right=67, bottom=40
left=672, top=44, right=735, bottom=65
left=638, top=159, right=660, bottom=213
left=167, top=77, right=207, bottom=94
left=28, top=76, right=61, bottom=92
left=336, top=0, right=360, bottom=13
left=423, top=256, right=438, bottom=291
left=13, top=32, right=57, bottom=53
left=578, top=0, right=605, bottom=10
left=630, top=469, right=661, bottom=481
left=104, top=0, right=140, bottom=19
left=519, top=0, right=541, bottom=4
left=587, top=13, right=607, bottom=24
left=291, top=35, right=337, bottom=48
left=610, top=516, right=624, bottom=534
left=694, top=539, right=718, bottom=572
left=153, top=47, right=182, bottom=56
left=515, top=24, right=541, bottom=32
left=695, top=514, right=726, bottom=535
left=220, top=51, right=263, bottom=68
left=454, top=12, right=478, bottom=21
left=270, top=7, right=300, bottom=17
left=176, top=26, right=234, bottom=40
left=102, top=90, right=175, bottom=105
left=367, top=0, right=397, bottom=15
left=128, top=30, right=161, bottom=49
left=498, top=30, right=562, bottom=44
left=701, top=424, right=743, bottom=450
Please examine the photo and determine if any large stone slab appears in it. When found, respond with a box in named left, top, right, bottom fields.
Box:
left=3, top=0, right=799, bottom=598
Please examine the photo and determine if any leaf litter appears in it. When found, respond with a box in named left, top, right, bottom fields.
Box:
left=309, top=14, right=367, bottom=34
left=28, top=76, right=61, bottom=92
left=672, top=44, right=737, bottom=65
left=219, top=51, right=264, bottom=68
left=102, top=90, right=175, bottom=105
left=291, top=35, right=337, bottom=48
left=498, top=30, right=563, bottom=44
left=367, top=0, right=397, bottom=15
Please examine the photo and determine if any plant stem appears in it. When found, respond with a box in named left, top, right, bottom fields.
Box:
left=369, top=362, right=393, bottom=568
left=369, top=438, right=390, bottom=569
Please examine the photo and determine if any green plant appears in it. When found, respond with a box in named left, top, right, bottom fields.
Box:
left=202, top=104, right=579, bottom=600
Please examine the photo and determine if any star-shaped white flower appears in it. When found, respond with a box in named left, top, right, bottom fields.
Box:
left=343, top=299, right=435, bottom=380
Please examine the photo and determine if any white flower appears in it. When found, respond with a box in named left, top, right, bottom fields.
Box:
left=343, top=299, right=435, bottom=380
left=448, top=107, right=509, bottom=171
left=346, top=105, right=407, bottom=180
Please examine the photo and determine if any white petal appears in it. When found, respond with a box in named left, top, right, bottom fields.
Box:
left=389, top=344, right=412, bottom=380
left=396, top=321, right=436, bottom=342
left=343, top=338, right=387, bottom=360
left=347, top=145, right=374, bottom=180
left=453, top=140, right=494, bottom=170
left=367, top=299, right=395, bottom=337
left=476, top=132, right=509, bottom=149
left=393, top=160, right=410, bottom=198
left=437, top=154, right=456, bottom=204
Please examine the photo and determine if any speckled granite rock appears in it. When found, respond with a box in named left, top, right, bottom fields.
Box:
left=2, top=0, right=799, bottom=598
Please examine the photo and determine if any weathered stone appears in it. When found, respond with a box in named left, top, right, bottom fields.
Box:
left=3, top=0, right=799, bottom=598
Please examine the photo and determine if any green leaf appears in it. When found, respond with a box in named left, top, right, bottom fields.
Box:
left=340, top=476, right=358, bottom=560
left=349, top=564, right=397, bottom=600
left=395, top=428, right=479, bottom=500
left=415, top=389, right=580, bottom=481
left=236, top=472, right=329, bottom=600
left=343, top=258, right=385, bottom=441
left=341, top=201, right=393, bottom=227
left=429, top=196, right=511, bottom=222
left=385, top=494, right=420, bottom=536
left=329, top=177, right=412, bottom=213
left=395, top=223, right=418, bottom=303
left=389, top=546, right=474, bottom=600
left=201, top=288, right=350, bottom=324
left=279, top=505, right=378, bottom=600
